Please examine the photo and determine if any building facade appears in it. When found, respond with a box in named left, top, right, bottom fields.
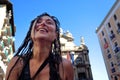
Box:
left=60, top=29, right=93, bottom=80
left=0, top=0, right=16, bottom=80
left=96, top=0, right=120, bottom=80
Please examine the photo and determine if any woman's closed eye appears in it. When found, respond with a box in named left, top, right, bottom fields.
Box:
left=46, top=19, right=54, bottom=25
left=37, top=19, right=54, bottom=26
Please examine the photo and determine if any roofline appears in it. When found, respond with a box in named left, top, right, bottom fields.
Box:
left=95, top=0, right=118, bottom=33
left=0, top=0, right=15, bottom=36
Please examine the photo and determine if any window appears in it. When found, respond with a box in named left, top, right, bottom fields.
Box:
left=107, top=49, right=110, bottom=53
left=114, top=76, right=118, bottom=80
left=114, top=14, right=117, bottom=21
left=117, top=22, right=120, bottom=29
left=114, top=42, right=120, bottom=53
left=108, top=54, right=111, bottom=59
left=102, top=31, right=104, bottom=36
left=114, top=47, right=120, bottom=53
left=114, top=42, right=118, bottom=47
left=110, top=30, right=115, bottom=40
left=75, top=57, right=84, bottom=64
left=108, top=22, right=111, bottom=28
left=111, top=62, right=114, bottom=67
left=104, top=38, right=107, bottom=43
left=111, top=68, right=116, bottom=73
left=117, top=22, right=120, bottom=33
left=111, top=30, right=113, bottom=34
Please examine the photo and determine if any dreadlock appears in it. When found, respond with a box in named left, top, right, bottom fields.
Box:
left=7, top=12, right=62, bottom=80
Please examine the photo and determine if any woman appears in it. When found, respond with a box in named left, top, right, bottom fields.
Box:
left=5, top=13, right=74, bottom=80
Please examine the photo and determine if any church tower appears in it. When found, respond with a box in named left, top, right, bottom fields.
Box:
left=60, top=28, right=93, bottom=80
left=74, top=37, right=93, bottom=80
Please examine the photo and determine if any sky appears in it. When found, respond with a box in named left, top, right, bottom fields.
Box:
left=10, top=0, right=116, bottom=80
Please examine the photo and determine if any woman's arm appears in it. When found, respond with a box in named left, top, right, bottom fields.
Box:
left=62, top=59, right=74, bottom=80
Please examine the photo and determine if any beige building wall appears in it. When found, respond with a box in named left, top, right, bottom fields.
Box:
left=96, top=0, right=120, bottom=80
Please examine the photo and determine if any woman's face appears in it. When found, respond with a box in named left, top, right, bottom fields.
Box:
left=31, top=16, right=57, bottom=42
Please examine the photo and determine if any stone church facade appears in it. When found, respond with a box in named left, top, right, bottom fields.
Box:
left=60, top=29, right=93, bottom=80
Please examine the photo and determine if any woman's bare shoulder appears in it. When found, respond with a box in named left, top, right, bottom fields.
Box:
left=6, top=56, right=24, bottom=73
left=5, top=56, right=24, bottom=80
left=7, top=56, right=24, bottom=68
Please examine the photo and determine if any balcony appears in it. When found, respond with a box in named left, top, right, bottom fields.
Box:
left=111, top=68, right=116, bottom=73
left=117, top=28, right=120, bottom=34
left=114, top=47, right=120, bottom=53
left=104, top=43, right=108, bottom=49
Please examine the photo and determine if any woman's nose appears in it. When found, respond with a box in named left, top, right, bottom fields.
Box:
left=40, top=22, right=46, bottom=26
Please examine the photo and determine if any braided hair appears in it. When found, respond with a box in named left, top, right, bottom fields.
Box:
left=7, top=12, right=62, bottom=80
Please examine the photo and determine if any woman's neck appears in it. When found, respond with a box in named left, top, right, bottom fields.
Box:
left=32, top=41, right=51, bottom=62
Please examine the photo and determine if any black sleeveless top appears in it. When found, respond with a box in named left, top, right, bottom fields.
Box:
left=18, top=54, right=61, bottom=80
